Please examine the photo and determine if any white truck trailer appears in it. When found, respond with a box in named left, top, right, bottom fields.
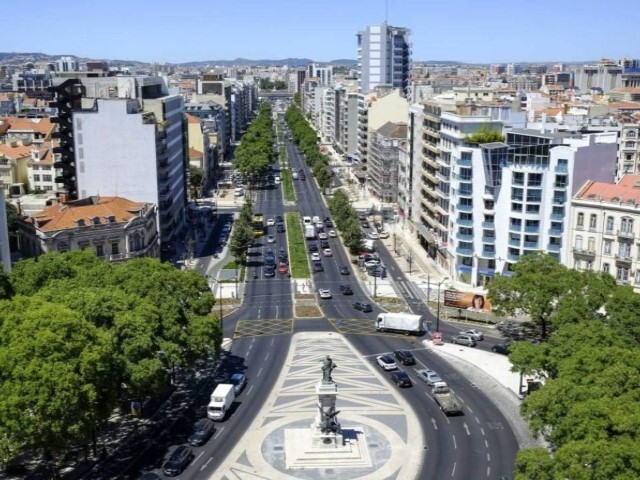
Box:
left=432, top=381, right=463, bottom=416
left=207, top=384, right=235, bottom=421
left=375, top=313, right=423, bottom=335
left=304, top=224, right=317, bottom=240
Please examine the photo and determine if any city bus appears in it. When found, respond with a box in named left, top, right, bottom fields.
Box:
left=252, top=213, right=265, bottom=237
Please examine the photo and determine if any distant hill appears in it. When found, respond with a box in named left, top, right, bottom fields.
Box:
left=179, top=57, right=315, bottom=67
left=328, top=59, right=357, bottom=66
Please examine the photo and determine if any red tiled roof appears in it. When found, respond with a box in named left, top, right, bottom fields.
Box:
left=32, top=196, right=147, bottom=232
left=575, top=177, right=640, bottom=204
left=186, top=113, right=201, bottom=124
left=0, top=116, right=54, bottom=136
left=0, top=143, right=33, bottom=160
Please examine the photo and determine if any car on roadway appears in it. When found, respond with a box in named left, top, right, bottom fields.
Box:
left=267, top=218, right=275, bottom=226
left=278, top=248, right=288, bottom=262
left=339, top=265, right=351, bottom=275
left=416, top=369, right=442, bottom=386
left=368, top=231, right=379, bottom=240
left=275, top=176, right=281, bottom=184
left=312, top=216, right=321, bottom=224
left=451, top=334, right=477, bottom=347
left=300, top=173, right=306, bottom=181
left=364, top=259, right=380, bottom=268
left=267, top=235, right=276, bottom=243
left=360, top=221, right=370, bottom=228
left=376, top=355, right=397, bottom=371
left=292, top=172, right=299, bottom=180
left=311, top=252, right=321, bottom=261
left=308, top=243, right=318, bottom=252
left=353, top=301, right=373, bottom=312
left=318, top=232, right=328, bottom=240
left=264, top=265, right=276, bottom=277
left=323, top=248, right=333, bottom=256
left=234, top=188, right=244, bottom=197
left=303, top=216, right=312, bottom=225
left=339, top=284, right=353, bottom=295
left=162, top=446, right=194, bottom=477
left=312, top=260, right=324, bottom=272
left=460, top=329, right=484, bottom=341
left=230, top=373, right=247, bottom=394
left=276, top=215, right=284, bottom=223
left=329, top=229, right=337, bottom=237
left=378, top=230, right=390, bottom=239
left=278, top=262, right=289, bottom=274
left=394, top=350, right=416, bottom=366
left=318, top=288, right=332, bottom=299
left=320, top=239, right=330, bottom=249
left=324, top=218, right=333, bottom=227
left=391, top=370, right=412, bottom=388
left=188, top=418, right=215, bottom=447
left=264, top=249, right=275, bottom=265
left=277, top=223, right=285, bottom=233
left=491, top=342, right=511, bottom=355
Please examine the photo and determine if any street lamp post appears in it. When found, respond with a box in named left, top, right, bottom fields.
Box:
left=435, top=277, right=449, bottom=333
left=407, top=254, right=413, bottom=275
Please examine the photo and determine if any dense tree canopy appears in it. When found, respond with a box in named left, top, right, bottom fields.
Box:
left=234, top=102, right=274, bottom=183
left=230, top=201, right=255, bottom=264
left=327, top=190, right=364, bottom=254
left=488, top=253, right=640, bottom=479
left=0, top=251, right=219, bottom=467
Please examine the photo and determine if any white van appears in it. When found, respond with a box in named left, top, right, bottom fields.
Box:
left=275, top=176, right=281, bottom=184
left=302, top=216, right=312, bottom=225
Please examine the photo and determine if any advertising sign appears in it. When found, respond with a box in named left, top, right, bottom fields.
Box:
left=443, top=290, right=492, bottom=312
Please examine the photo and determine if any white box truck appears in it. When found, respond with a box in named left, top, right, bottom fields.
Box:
left=304, top=224, right=317, bottom=240
left=376, top=313, right=423, bottom=335
left=207, top=384, right=235, bottom=421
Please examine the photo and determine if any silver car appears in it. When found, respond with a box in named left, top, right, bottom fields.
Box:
left=416, top=369, right=442, bottom=386
left=451, top=334, right=477, bottom=347
left=459, top=329, right=484, bottom=341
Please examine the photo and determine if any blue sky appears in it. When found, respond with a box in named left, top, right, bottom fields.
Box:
left=3, top=0, right=638, bottom=63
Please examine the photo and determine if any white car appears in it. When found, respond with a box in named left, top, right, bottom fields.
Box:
left=364, top=259, right=381, bottom=268
left=234, top=188, right=244, bottom=197
left=318, top=288, right=332, bottom=299
left=312, top=216, right=321, bottom=224
left=328, top=230, right=337, bottom=238
left=460, top=329, right=484, bottom=341
left=267, top=235, right=276, bottom=243
left=376, top=355, right=397, bottom=371
left=275, top=176, right=281, bottom=184
left=311, top=252, right=321, bottom=261
left=302, top=216, right=312, bottom=225
left=267, top=218, right=275, bottom=226
left=378, top=230, right=390, bottom=239
left=368, top=232, right=380, bottom=240
left=323, top=248, right=333, bottom=257
left=318, top=232, right=328, bottom=240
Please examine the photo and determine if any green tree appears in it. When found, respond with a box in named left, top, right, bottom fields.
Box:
left=464, top=124, right=505, bottom=144
left=229, top=221, right=254, bottom=265
left=188, top=164, right=204, bottom=198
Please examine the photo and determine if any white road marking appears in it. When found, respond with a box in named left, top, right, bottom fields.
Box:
left=485, top=439, right=489, bottom=448
left=487, top=453, right=491, bottom=462
left=480, top=427, right=485, bottom=436
left=466, top=405, right=474, bottom=414
left=265, top=352, right=270, bottom=361
left=270, top=338, right=274, bottom=346
left=246, top=385, right=254, bottom=396
left=213, top=426, right=225, bottom=439
left=475, top=416, right=480, bottom=424
left=452, top=435, right=457, bottom=449
left=257, top=367, right=263, bottom=377
left=463, top=423, right=471, bottom=435
left=487, top=467, right=491, bottom=477
left=451, top=462, right=456, bottom=477
left=202, top=457, right=213, bottom=470
left=195, top=451, right=204, bottom=462
left=275, top=305, right=279, bottom=318
left=431, top=418, right=438, bottom=430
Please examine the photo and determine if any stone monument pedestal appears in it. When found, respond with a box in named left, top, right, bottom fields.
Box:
left=310, top=381, right=343, bottom=448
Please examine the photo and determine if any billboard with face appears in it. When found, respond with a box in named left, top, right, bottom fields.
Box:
left=443, top=290, right=492, bottom=312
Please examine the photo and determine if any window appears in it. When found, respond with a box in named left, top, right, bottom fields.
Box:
left=576, top=212, right=584, bottom=228
left=528, top=173, right=542, bottom=186
left=574, top=235, right=583, bottom=250
left=586, top=261, right=593, bottom=270
left=621, top=217, right=634, bottom=234
left=512, top=202, right=522, bottom=212
left=527, top=190, right=542, bottom=202
left=574, top=259, right=582, bottom=269
left=617, top=267, right=629, bottom=282
left=42, top=175, right=52, bottom=182
left=96, top=245, right=104, bottom=257
left=111, top=242, right=119, bottom=255
left=603, top=263, right=610, bottom=273
left=588, top=237, right=595, bottom=252
left=636, top=270, right=640, bottom=284
left=510, top=218, right=522, bottom=230
left=512, top=172, right=525, bottom=186
left=589, top=214, right=597, bottom=230
left=604, top=240, right=612, bottom=255
left=619, top=242, right=632, bottom=259
left=33, top=174, right=40, bottom=181
left=511, top=187, right=524, bottom=201
left=606, top=216, right=614, bottom=233
left=526, top=204, right=540, bottom=214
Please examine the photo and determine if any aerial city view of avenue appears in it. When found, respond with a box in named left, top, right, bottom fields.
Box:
left=0, top=1, right=638, bottom=479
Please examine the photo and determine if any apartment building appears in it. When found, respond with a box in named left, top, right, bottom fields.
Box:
left=356, top=23, right=411, bottom=97
left=335, top=90, right=359, bottom=158
left=617, top=123, right=640, bottom=176
left=448, top=129, right=617, bottom=287
left=186, top=114, right=216, bottom=191
left=73, top=97, right=187, bottom=246
left=368, top=121, right=407, bottom=203
left=307, top=63, right=333, bottom=87
left=19, top=196, right=158, bottom=261
left=573, top=60, right=623, bottom=93
left=570, top=175, right=640, bottom=290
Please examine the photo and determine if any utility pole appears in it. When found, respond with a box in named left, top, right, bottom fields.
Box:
left=407, top=254, right=413, bottom=275
left=435, top=278, right=449, bottom=333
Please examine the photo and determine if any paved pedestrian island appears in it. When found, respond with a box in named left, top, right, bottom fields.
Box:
left=211, top=332, right=424, bottom=479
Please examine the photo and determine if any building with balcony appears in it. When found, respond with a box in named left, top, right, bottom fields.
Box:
left=447, top=129, right=617, bottom=287
left=617, top=123, right=640, bottom=177
left=18, top=196, right=158, bottom=261
left=335, top=90, right=359, bottom=158
left=356, top=23, right=411, bottom=97
left=11, top=70, right=53, bottom=94
left=73, top=97, right=187, bottom=246
left=570, top=175, right=640, bottom=290
left=573, top=60, right=623, bottom=93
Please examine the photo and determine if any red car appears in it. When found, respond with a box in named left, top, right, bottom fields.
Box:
left=278, top=262, right=289, bottom=274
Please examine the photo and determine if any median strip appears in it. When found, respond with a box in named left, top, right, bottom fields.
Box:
left=285, top=212, right=310, bottom=278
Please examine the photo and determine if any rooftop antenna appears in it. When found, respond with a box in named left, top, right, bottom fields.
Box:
left=385, top=0, right=389, bottom=23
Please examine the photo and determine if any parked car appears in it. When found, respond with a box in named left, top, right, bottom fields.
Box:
left=234, top=188, right=244, bottom=197
left=360, top=221, right=370, bottom=228
left=353, top=301, right=373, bottom=312
left=460, top=329, right=484, bottom=341
left=267, top=218, right=275, bottom=226
left=376, top=355, right=397, bottom=371
left=162, top=446, right=194, bottom=477
left=230, top=373, right=247, bottom=394
left=364, top=259, right=381, bottom=268
left=267, top=235, right=276, bottom=244
left=312, top=261, right=324, bottom=272
left=339, top=265, right=351, bottom=275
left=339, top=284, right=353, bottom=295
left=491, top=342, right=511, bottom=355
left=318, top=288, right=332, bottom=299
left=188, top=418, right=215, bottom=446
left=378, top=230, right=390, bottom=239
left=391, top=370, right=412, bottom=388
left=416, top=368, right=442, bottom=386
left=451, top=334, right=477, bottom=347
left=394, top=350, right=416, bottom=365
left=368, top=232, right=380, bottom=240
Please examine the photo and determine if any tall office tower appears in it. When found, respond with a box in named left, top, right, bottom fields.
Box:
left=356, top=23, right=411, bottom=97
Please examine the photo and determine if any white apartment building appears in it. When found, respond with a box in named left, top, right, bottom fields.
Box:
left=356, top=23, right=411, bottom=96
left=73, top=97, right=187, bottom=246
left=570, top=175, right=640, bottom=290
left=448, top=128, right=617, bottom=287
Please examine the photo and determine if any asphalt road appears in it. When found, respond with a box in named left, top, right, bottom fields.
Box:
left=128, top=119, right=517, bottom=479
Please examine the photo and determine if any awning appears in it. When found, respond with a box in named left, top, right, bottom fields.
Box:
left=415, top=223, right=437, bottom=244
